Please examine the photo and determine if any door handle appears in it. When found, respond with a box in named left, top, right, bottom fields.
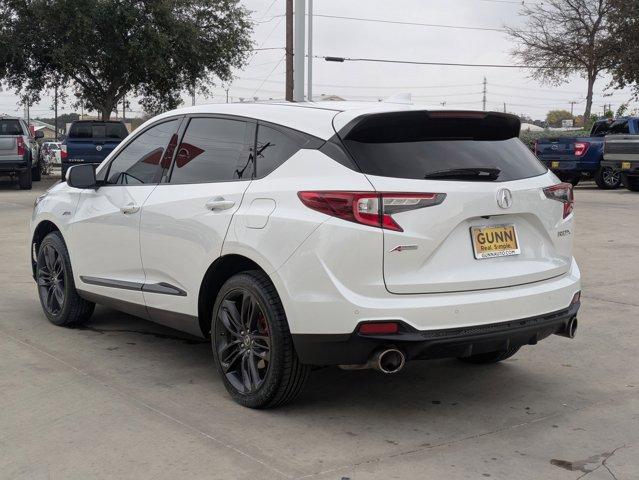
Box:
left=121, top=202, right=140, bottom=215
left=205, top=197, right=235, bottom=211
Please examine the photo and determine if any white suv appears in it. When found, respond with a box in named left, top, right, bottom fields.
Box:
left=30, top=103, right=581, bottom=408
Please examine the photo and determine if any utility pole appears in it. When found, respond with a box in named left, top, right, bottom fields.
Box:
left=122, top=93, right=126, bottom=122
left=225, top=87, right=230, bottom=103
left=503, top=102, right=506, bottom=113
left=569, top=101, right=576, bottom=116
left=54, top=86, right=59, bottom=141
left=293, top=0, right=305, bottom=101
left=307, top=0, right=313, bottom=102
left=285, top=0, right=294, bottom=101
left=482, top=76, right=487, bottom=111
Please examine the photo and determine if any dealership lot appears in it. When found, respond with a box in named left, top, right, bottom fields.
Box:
left=1, top=178, right=638, bottom=479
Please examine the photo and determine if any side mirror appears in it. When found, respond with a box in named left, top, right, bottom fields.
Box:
left=66, top=164, right=98, bottom=189
left=34, top=130, right=44, bottom=139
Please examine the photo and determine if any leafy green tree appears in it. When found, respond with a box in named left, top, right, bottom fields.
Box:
left=0, top=0, right=252, bottom=120
left=506, top=0, right=612, bottom=120
left=546, top=109, right=574, bottom=127
left=607, top=0, right=639, bottom=97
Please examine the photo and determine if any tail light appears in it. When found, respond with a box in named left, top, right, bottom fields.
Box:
left=574, top=141, right=589, bottom=157
left=16, top=136, right=25, bottom=156
left=543, top=183, right=574, bottom=218
left=297, top=191, right=446, bottom=232
left=60, top=143, right=68, bottom=160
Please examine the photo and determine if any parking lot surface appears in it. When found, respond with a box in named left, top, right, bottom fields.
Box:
left=1, top=177, right=638, bottom=479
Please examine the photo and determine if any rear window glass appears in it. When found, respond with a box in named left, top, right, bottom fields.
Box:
left=0, top=120, right=23, bottom=136
left=69, top=122, right=128, bottom=139
left=341, top=111, right=547, bottom=182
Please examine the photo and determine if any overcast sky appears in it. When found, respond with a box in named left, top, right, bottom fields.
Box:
left=1, top=0, right=637, bottom=121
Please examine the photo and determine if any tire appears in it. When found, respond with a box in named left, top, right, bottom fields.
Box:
left=212, top=270, right=310, bottom=408
left=457, top=346, right=521, bottom=364
left=32, top=157, right=42, bottom=181
left=594, top=166, right=621, bottom=189
left=18, top=167, right=32, bottom=190
left=36, top=231, right=95, bottom=327
left=557, top=172, right=580, bottom=186
left=622, top=175, right=639, bottom=192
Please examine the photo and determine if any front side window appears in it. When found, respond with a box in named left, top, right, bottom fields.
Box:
left=105, top=120, right=179, bottom=185
left=169, top=118, right=254, bottom=184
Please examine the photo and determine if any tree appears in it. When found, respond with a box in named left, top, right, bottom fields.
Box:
left=0, top=0, right=252, bottom=120
left=506, top=0, right=612, bottom=120
left=607, top=0, right=639, bottom=98
left=546, top=109, right=574, bottom=127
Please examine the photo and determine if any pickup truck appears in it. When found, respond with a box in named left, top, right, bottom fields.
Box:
left=534, top=118, right=633, bottom=189
left=601, top=117, right=639, bottom=192
left=61, top=120, right=128, bottom=178
left=0, top=116, right=44, bottom=189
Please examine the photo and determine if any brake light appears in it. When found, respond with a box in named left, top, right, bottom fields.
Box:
left=16, top=136, right=25, bottom=156
left=297, top=191, right=446, bottom=232
left=574, top=141, right=589, bottom=157
left=60, top=143, right=68, bottom=160
left=543, top=183, right=574, bottom=218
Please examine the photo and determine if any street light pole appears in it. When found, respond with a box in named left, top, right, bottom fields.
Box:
left=285, top=0, right=294, bottom=101
left=307, top=0, right=313, bottom=102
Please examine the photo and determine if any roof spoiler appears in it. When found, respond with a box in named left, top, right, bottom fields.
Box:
left=340, top=110, right=521, bottom=143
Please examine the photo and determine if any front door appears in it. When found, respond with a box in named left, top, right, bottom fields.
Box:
left=68, top=119, right=181, bottom=314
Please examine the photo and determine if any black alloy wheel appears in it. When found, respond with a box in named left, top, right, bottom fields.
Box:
left=215, top=288, right=272, bottom=394
left=37, top=244, right=66, bottom=316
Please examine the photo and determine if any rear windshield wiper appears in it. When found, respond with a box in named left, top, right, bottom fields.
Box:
left=424, top=167, right=501, bottom=181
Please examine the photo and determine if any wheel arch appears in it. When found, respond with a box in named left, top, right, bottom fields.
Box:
left=198, top=254, right=278, bottom=337
left=31, top=220, right=62, bottom=278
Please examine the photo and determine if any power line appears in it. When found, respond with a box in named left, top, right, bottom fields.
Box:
left=311, top=14, right=507, bottom=32
left=251, top=55, right=286, bottom=98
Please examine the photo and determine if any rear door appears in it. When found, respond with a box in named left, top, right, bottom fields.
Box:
left=139, top=116, right=255, bottom=333
left=336, top=110, right=573, bottom=294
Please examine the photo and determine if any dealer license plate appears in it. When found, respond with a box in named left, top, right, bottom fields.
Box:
left=470, top=225, right=521, bottom=260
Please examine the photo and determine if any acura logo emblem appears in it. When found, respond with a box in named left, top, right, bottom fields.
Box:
left=497, top=188, right=513, bottom=209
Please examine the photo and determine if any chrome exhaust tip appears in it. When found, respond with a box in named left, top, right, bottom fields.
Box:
left=373, top=348, right=406, bottom=374
left=555, top=317, right=578, bottom=339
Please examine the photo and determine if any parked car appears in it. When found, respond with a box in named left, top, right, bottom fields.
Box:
left=30, top=104, right=581, bottom=408
left=39, top=141, right=62, bottom=176
left=533, top=118, right=635, bottom=189
left=601, top=117, right=639, bottom=191
left=61, top=120, right=128, bottom=178
left=0, top=116, right=44, bottom=189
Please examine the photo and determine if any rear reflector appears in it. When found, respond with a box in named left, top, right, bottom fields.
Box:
left=297, top=191, right=446, bottom=232
left=358, top=322, right=399, bottom=335
left=543, top=183, right=574, bottom=218
left=571, top=291, right=581, bottom=305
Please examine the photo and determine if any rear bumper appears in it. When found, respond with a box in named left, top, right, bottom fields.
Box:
left=0, top=159, right=29, bottom=173
left=293, top=302, right=580, bottom=365
left=540, top=160, right=597, bottom=173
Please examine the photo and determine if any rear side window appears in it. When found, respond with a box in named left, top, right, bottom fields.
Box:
left=105, top=120, right=179, bottom=185
left=0, top=120, right=23, bottom=135
left=591, top=121, right=611, bottom=136
left=341, top=111, right=547, bottom=182
left=69, top=122, right=128, bottom=139
left=255, top=124, right=312, bottom=178
left=170, top=118, right=255, bottom=184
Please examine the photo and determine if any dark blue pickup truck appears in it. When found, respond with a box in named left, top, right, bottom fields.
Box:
left=534, top=118, right=639, bottom=189
left=61, top=120, right=128, bottom=178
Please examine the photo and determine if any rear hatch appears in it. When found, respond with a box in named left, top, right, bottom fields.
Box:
left=335, top=110, right=572, bottom=294
left=65, top=121, right=128, bottom=163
